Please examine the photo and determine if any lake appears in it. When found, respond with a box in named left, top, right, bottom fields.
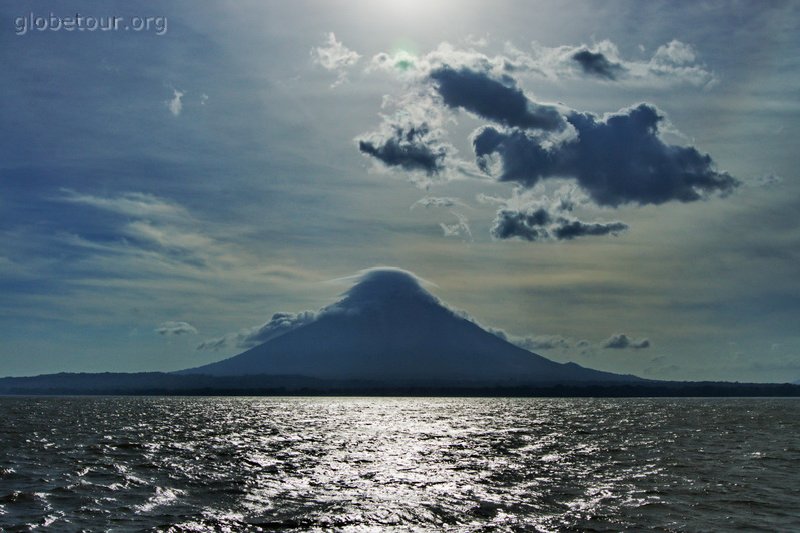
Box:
left=1, top=397, right=798, bottom=531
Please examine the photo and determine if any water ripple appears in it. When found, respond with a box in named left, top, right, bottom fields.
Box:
left=0, top=397, right=799, bottom=531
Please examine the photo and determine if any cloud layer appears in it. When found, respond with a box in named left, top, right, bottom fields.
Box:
left=351, top=38, right=738, bottom=242
left=197, top=311, right=316, bottom=351
left=488, top=325, right=651, bottom=354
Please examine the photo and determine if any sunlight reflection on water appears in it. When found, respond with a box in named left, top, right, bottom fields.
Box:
left=1, top=397, right=799, bottom=531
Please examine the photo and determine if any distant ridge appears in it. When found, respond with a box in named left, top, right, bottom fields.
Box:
left=1, top=372, right=799, bottom=397
left=179, top=268, right=640, bottom=385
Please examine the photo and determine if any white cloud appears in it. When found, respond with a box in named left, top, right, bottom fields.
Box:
left=526, top=39, right=716, bottom=88
left=60, top=189, right=189, bottom=220
left=312, top=32, right=360, bottom=87
left=155, top=321, right=198, bottom=336
left=440, top=211, right=473, bottom=241
left=410, top=196, right=467, bottom=210
left=124, top=220, right=214, bottom=252
left=366, top=38, right=716, bottom=89
left=652, top=40, right=697, bottom=65
left=57, top=190, right=244, bottom=277
left=54, top=191, right=325, bottom=291
left=167, top=89, right=184, bottom=116
left=59, top=189, right=218, bottom=257
left=31, top=189, right=326, bottom=336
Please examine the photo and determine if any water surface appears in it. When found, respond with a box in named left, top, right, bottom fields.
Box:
left=1, top=397, right=798, bottom=531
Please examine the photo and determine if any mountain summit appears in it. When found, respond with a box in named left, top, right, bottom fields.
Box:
left=182, top=268, right=639, bottom=385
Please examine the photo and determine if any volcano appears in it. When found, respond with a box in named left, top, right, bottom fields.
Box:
left=181, top=268, right=639, bottom=385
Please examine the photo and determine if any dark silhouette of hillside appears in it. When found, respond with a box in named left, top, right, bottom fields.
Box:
left=1, top=372, right=798, bottom=397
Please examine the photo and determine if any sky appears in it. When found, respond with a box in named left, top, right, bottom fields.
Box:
left=1, top=0, right=799, bottom=382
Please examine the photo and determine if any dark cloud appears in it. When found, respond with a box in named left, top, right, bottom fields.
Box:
left=429, top=66, right=564, bottom=131
left=491, top=207, right=628, bottom=241
left=565, top=105, right=739, bottom=205
left=571, top=49, right=625, bottom=80
left=602, top=334, right=651, bottom=350
left=155, top=321, right=198, bottom=336
left=492, top=207, right=551, bottom=241
left=552, top=219, right=629, bottom=240
left=488, top=187, right=629, bottom=242
left=357, top=122, right=450, bottom=176
left=473, top=127, right=558, bottom=186
left=474, top=104, right=739, bottom=206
